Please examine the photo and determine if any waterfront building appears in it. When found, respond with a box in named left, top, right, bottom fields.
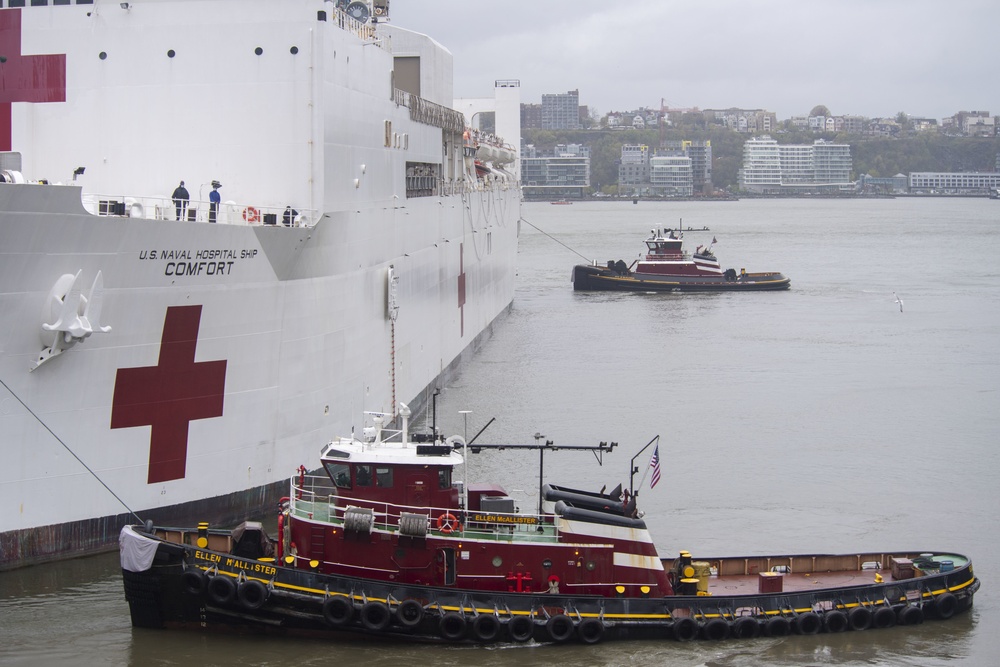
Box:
left=521, top=144, right=590, bottom=200
left=908, top=172, right=1000, bottom=194
left=738, top=136, right=853, bottom=193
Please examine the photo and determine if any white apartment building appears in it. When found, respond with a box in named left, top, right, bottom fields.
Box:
left=739, top=136, right=853, bottom=193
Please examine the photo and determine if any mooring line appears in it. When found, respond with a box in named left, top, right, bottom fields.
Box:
left=0, top=375, right=144, bottom=524
left=520, top=216, right=593, bottom=263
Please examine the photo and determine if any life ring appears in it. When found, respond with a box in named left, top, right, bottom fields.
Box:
left=577, top=617, right=605, bottom=644
left=181, top=569, right=206, bottom=596
left=471, top=614, right=501, bottom=642
left=360, top=601, right=391, bottom=631
left=436, top=512, right=461, bottom=534
left=545, top=614, right=575, bottom=643
left=507, top=615, right=534, bottom=643
left=321, top=596, right=355, bottom=627
left=934, top=592, right=957, bottom=619
left=823, top=610, right=849, bottom=633
left=873, top=606, right=897, bottom=629
left=206, top=574, right=236, bottom=606
left=848, top=606, right=872, bottom=631
left=671, top=616, right=698, bottom=642
left=439, top=612, right=467, bottom=640
left=793, top=611, right=822, bottom=635
left=898, top=605, right=924, bottom=626
left=242, top=206, right=260, bottom=223
left=732, top=616, right=760, bottom=639
left=764, top=616, right=791, bottom=637
left=395, top=599, right=423, bottom=629
left=702, top=617, right=730, bottom=640
left=237, top=580, right=268, bottom=610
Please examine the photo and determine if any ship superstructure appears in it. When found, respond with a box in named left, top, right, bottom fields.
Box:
left=0, top=0, right=521, bottom=570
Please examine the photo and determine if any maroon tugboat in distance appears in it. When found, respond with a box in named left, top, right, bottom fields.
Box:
left=573, top=225, right=791, bottom=292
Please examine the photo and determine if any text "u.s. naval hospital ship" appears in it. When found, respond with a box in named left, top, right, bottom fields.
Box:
left=0, top=0, right=521, bottom=570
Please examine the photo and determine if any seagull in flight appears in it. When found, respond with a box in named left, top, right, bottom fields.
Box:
left=893, top=292, right=903, bottom=312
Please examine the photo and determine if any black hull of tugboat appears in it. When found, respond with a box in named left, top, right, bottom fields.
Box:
left=122, top=528, right=978, bottom=645
left=572, top=264, right=791, bottom=292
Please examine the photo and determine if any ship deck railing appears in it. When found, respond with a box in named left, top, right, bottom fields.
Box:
left=289, top=475, right=560, bottom=543
left=81, top=193, right=318, bottom=228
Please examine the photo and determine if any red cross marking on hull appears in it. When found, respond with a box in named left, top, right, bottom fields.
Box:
left=0, top=9, right=67, bottom=151
left=111, top=305, right=227, bottom=484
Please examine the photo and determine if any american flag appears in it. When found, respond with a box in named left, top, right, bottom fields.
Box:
left=650, top=445, right=661, bottom=488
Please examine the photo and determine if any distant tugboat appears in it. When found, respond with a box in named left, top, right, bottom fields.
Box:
left=121, top=407, right=977, bottom=645
left=573, top=227, right=790, bottom=292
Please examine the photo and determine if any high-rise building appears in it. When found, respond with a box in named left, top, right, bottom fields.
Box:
left=541, top=90, right=582, bottom=130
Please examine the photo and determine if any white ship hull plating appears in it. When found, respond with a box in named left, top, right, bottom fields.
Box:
left=0, top=1, right=520, bottom=569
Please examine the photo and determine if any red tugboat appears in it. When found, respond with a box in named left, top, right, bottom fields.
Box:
left=121, top=406, right=978, bottom=644
left=572, top=226, right=791, bottom=292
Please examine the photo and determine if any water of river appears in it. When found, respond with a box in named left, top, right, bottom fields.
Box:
left=2, top=198, right=997, bottom=666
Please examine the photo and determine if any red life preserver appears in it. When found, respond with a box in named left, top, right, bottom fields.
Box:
left=436, top=512, right=460, bottom=534
left=243, top=206, right=260, bottom=223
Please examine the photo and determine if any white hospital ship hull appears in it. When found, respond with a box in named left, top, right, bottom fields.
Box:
left=0, top=1, right=520, bottom=570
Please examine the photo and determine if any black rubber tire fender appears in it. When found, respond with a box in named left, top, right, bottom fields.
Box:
left=732, top=616, right=760, bottom=639
left=507, top=615, right=534, bottom=643
left=823, top=610, right=849, bottom=633
left=794, top=611, right=822, bottom=635
left=237, top=580, right=268, bottom=610
left=702, top=617, right=730, bottom=640
left=898, top=605, right=924, bottom=626
left=395, top=599, right=424, bottom=629
left=577, top=617, right=605, bottom=644
left=934, top=592, right=958, bottom=620
left=322, top=596, right=355, bottom=628
left=765, top=616, right=791, bottom=637
left=439, top=612, right=467, bottom=641
left=206, top=575, right=236, bottom=606
left=873, top=606, right=897, bottom=629
left=471, top=614, right=501, bottom=643
left=360, top=601, right=391, bottom=632
left=848, top=606, right=872, bottom=631
left=181, top=569, right=206, bottom=596
left=672, top=616, right=699, bottom=642
left=545, top=614, right=575, bottom=643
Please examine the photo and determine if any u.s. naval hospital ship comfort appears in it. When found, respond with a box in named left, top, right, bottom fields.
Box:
left=0, top=0, right=521, bottom=570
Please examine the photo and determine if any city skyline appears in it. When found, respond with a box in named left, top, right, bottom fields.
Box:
left=392, top=0, right=999, bottom=122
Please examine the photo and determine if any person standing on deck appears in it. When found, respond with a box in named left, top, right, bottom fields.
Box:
left=209, top=181, right=221, bottom=223
left=172, top=180, right=190, bottom=221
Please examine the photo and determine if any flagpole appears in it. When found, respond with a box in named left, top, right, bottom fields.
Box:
left=629, top=435, right=660, bottom=497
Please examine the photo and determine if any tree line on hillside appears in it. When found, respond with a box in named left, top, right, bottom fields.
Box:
left=522, top=128, right=1000, bottom=192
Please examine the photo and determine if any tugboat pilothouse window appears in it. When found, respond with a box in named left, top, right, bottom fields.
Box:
left=356, top=465, right=373, bottom=487
left=325, top=462, right=351, bottom=489
left=376, top=467, right=393, bottom=488
left=438, top=468, right=451, bottom=489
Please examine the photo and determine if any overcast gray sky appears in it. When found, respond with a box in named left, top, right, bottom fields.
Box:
left=390, top=0, right=998, bottom=121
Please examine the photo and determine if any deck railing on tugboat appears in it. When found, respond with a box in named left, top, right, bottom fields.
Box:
left=288, top=475, right=559, bottom=543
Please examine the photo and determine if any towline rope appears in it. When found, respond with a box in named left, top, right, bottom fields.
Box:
left=519, top=216, right=593, bottom=263
left=0, top=375, right=144, bottom=524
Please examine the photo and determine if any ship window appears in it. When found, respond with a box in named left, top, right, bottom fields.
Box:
left=375, top=466, right=393, bottom=488
left=355, top=464, right=373, bottom=487
left=325, top=462, right=351, bottom=489
left=438, top=468, right=451, bottom=489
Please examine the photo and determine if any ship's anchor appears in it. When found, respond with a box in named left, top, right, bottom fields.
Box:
left=34, top=270, right=112, bottom=370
